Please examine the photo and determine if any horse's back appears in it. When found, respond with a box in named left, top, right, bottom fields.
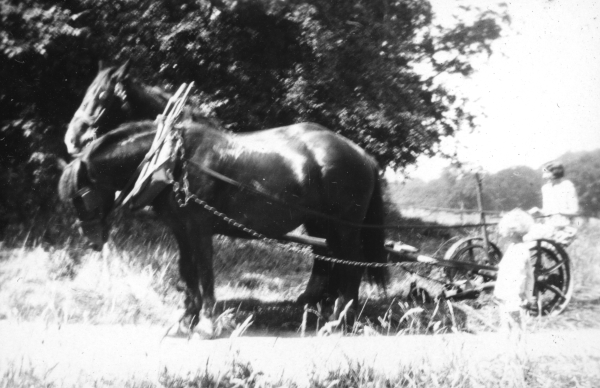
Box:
left=239, top=122, right=379, bottom=219
left=242, top=122, right=377, bottom=169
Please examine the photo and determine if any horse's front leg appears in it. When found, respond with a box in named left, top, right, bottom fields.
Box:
left=168, top=222, right=205, bottom=334
left=161, top=209, right=216, bottom=337
left=187, top=229, right=216, bottom=338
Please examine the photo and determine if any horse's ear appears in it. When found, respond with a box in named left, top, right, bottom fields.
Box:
left=114, top=60, right=131, bottom=81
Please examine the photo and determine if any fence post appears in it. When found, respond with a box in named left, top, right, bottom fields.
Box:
left=475, top=173, right=491, bottom=254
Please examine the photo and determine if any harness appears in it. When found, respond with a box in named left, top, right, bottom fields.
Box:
left=72, top=82, right=496, bottom=237
left=69, top=82, right=500, bottom=296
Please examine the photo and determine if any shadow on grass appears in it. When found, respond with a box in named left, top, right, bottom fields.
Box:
left=214, top=291, right=470, bottom=337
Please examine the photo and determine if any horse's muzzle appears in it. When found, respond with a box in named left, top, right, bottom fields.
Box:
left=78, top=219, right=108, bottom=251
left=65, top=120, right=86, bottom=155
left=65, top=117, right=97, bottom=155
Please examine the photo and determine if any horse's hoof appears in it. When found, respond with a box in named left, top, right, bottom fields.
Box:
left=163, top=321, right=191, bottom=338
left=162, top=309, right=191, bottom=338
left=191, top=315, right=215, bottom=339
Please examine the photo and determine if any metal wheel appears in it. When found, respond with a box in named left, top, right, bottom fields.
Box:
left=526, top=239, right=573, bottom=316
left=444, top=237, right=502, bottom=283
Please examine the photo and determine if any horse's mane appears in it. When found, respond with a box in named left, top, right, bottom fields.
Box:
left=93, top=120, right=157, bottom=145
left=129, top=81, right=222, bottom=128
left=86, top=121, right=158, bottom=163
left=61, top=119, right=225, bottom=201
left=59, top=121, right=162, bottom=204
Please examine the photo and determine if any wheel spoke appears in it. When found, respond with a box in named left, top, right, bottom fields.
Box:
left=532, top=242, right=543, bottom=267
left=536, top=290, right=543, bottom=317
left=541, top=283, right=567, bottom=301
left=541, top=261, right=566, bottom=276
left=527, top=241, right=572, bottom=316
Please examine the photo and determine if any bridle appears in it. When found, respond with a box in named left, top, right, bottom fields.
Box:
left=72, top=77, right=132, bottom=143
left=71, top=185, right=106, bottom=230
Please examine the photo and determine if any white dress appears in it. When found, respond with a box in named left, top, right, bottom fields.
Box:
left=526, top=179, right=579, bottom=245
left=494, top=243, right=534, bottom=312
left=541, top=179, right=579, bottom=227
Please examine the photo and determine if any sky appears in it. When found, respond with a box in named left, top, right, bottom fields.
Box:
left=404, top=0, right=600, bottom=181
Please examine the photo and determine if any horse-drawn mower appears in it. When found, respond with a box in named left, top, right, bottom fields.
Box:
left=284, top=230, right=573, bottom=317
left=133, top=83, right=574, bottom=318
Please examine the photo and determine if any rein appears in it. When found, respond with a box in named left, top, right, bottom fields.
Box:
left=81, top=129, right=496, bottom=231
left=177, top=158, right=498, bottom=230
left=92, top=81, right=498, bottom=232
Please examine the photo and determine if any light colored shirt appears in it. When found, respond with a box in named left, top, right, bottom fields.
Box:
left=542, top=179, right=578, bottom=227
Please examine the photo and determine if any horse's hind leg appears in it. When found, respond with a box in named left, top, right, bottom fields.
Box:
left=298, top=223, right=364, bottom=311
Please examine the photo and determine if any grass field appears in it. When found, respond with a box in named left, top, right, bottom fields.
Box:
left=1, top=212, right=600, bottom=387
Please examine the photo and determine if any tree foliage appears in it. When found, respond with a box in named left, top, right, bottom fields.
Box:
left=484, top=166, right=541, bottom=211
left=0, top=0, right=507, bottom=228
left=390, top=165, right=542, bottom=212
left=561, top=150, right=600, bottom=217
left=392, top=152, right=600, bottom=219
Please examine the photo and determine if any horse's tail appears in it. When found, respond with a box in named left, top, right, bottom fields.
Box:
left=361, top=170, right=389, bottom=287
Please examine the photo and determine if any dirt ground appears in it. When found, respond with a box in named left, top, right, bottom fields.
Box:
left=1, top=320, right=599, bottom=386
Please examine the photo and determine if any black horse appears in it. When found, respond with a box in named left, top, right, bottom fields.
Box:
left=64, top=61, right=219, bottom=155
left=59, top=120, right=388, bottom=336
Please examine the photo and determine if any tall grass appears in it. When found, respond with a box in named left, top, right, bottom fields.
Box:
left=569, top=218, right=600, bottom=289
left=1, top=210, right=600, bottom=333
left=0, top=245, right=177, bottom=324
left=3, top=348, right=600, bottom=388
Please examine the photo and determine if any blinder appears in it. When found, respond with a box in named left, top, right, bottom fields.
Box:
left=72, top=186, right=105, bottom=222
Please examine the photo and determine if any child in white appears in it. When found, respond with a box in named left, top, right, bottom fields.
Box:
left=494, top=209, right=535, bottom=332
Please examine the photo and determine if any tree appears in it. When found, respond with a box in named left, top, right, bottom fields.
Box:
left=1, top=2, right=90, bottom=231
left=0, top=0, right=508, bottom=227
left=390, top=167, right=482, bottom=209
left=561, top=150, right=600, bottom=217
left=483, top=166, right=541, bottom=211
left=391, top=165, right=542, bottom=213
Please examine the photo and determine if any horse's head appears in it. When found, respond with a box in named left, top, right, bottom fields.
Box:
left=65, top=61, right=133, bottom=155
left=59, top=158, right=115, bottom=250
